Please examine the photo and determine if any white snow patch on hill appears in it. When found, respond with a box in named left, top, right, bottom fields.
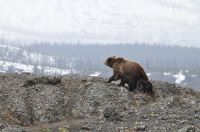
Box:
left=0, top=44, right=20, bottom=50
left=0, top=60, right=72, bottom=75
left=147, top=73, right=152, bottom=76
left=23, top=51, right=56, bottom=65
left=0, top=60, right=33, bottom=73
left=0, top=44, right=20, bottom=57
left=163, top=72, right=172, bottom=76
left=90, top=72, right=101, bottom=77
left=173, top=70, right=186, bottom=84
left=191, top=75, right=198, bottom=77
left=43, top=66, right=71, bottom=75
left=0, top=44, right=20, bottom=51
left=0, top=44, right=56, bottom=66
left=0, top=70, right=6, bottom=73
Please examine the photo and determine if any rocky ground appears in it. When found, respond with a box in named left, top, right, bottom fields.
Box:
left=0, top=73, right=200, bottom=132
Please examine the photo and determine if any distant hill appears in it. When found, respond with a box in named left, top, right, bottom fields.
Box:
left=23, top=43, right=200, bottom=73
left=0, top=42, right=200, bottom=90
left=0, top=44, right=75, bottom=75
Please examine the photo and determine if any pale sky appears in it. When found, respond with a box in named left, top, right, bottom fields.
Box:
left=0, top=0, right=200, bottom=47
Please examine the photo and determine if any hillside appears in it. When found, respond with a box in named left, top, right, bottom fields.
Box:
left=23, top=43, right=200, bottom=90
left=0, top=73, right=199, bottom=131
left=0, top=44, right=75, bottom=75
left=0, top=43, right=200, bottom=90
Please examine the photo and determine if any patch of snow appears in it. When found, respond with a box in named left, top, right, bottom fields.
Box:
left=191, top=101, right=196, bottom=105
left=23, top=51, right=56, bottom=65
left=22, top=51, right=28, bottom=56
left=191, top=75, right=198, bottom=77
left=163, top=72, right=172, bottom=76
left=43, top=67, right=71, bottom=76
left=0, top=60, right=73, bottom=75
left=47, top=56, right=56, bottom=65
left=0, top=70, right=6, bottom=73
left=147, top=73, right=152, bottom=76
left=0, top=45, right=56, bottom=66
left=0, top=44, right=20, bottom=51
left=173, top=70, right=186, bottom=84
left=0, top=60, right=33, bottom=73
left=183, top=83, right=187, bottom=86
left=185, top=70, right=189, bottom=73
left=90, top=72, right=101, bottom=77
left=37, top=65, right=42, bottom=70
left=29, top=53, right=42, bottom=63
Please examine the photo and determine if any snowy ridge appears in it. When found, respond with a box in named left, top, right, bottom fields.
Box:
left=173, top=70, right=186, bottom=84
left=0, top=44, right=72, bottom=75
left=147, top=73, right=152, bottom=76
left=90, top=72, right=101, bottom=77
left=0, top=60, right=73, bottom=75
left=22, top=51, right=55, bottom=65
left=0, top=44, right=20, bottom=51
left=0, top=44, right=56, bottom=66
left=163, top=72, right=172, bottom=76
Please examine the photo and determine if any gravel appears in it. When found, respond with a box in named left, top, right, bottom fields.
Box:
left=0, top=73, right=199, bottom=132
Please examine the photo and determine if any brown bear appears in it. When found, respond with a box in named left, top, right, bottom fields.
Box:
left=104, top=56, right=149, bottom=91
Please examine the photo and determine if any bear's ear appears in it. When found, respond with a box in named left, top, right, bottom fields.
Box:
left=117, top=57, right=124, bottom=62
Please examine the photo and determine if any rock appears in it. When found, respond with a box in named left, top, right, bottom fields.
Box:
left=23, top=76, right=61, bottom=87
left=39, top=128, right=51, bottom=132
left=0, top=123, right=6, bottom=130
left=80, top=126, right=91, bottom=131
left=1, top=126, right=25, bottom=132
left=133, top=122, right=147, bottom=131
left=194, top=114, right=200, bottom=119
left=178, top=125, right=197, bottom=132
left=58, top=127, right=69, bottom=132
left=20, top=72, right=31, bottom=75
left=103, top=108, right=123, bottom=122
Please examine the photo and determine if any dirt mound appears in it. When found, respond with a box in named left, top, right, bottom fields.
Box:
left=0, top=73, right=199, bottom=131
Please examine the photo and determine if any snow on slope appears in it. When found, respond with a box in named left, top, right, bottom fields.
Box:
left=0, top=44, right=73, bottom=75
left=0, top=44, right=56, bottom=66
left=173, top=70, right=186, bottom=84
left=22, top=51, right=55, bottom=65
left=0, top=0, right=200, bottom=47
left=163, top=72, right=172, bottom=76
left=0, top=44, right=20, bottom=51
left=147, top=73, right=152, bottom=76
left=191, top=75, right=198, bottom=77
left=0, top=60, right=72, bottom=75
left=90, top=72, right=101, bottom=77
left=0, top=60, right=33, bottom=73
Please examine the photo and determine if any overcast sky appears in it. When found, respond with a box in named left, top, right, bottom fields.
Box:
left=0, top=0, right=200, bottom=47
